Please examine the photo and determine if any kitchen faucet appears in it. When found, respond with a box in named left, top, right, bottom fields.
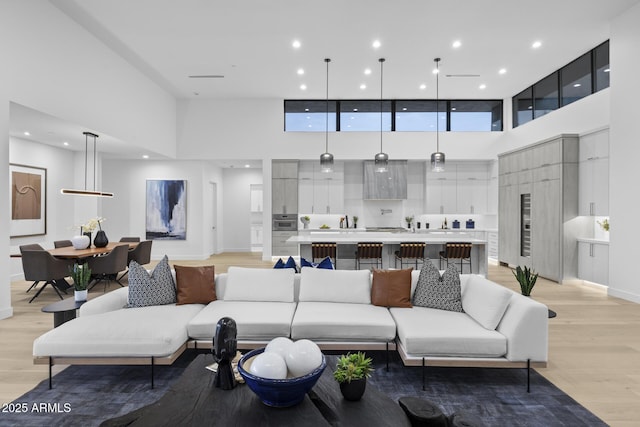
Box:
left=380, top=209, right=392, bottom=215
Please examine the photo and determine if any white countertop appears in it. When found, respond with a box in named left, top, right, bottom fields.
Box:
left=288, top=231, right=487, bottom=244
left=577, top=237, right=610, bottom=245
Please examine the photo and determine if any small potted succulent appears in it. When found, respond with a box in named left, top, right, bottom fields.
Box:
left=352, top=216, right=358, bottom=229
left=69, top=262, right=91, bottom=302
left=513, top=265, right=538, bottom=296
left=405, top=215, right=414, bottom=228
left=334, top=352, right=373, bottom=401
left=300, top=215, right=310, bottom=229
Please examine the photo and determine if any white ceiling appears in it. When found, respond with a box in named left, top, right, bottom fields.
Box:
left=11, top=0, right=639, bottom=162
left=51, top=0, right=638, bottom=100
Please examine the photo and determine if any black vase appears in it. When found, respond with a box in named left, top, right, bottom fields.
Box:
left=340, top=378, right=366, bottom=401
left=93, top=230, right=109, bottom=248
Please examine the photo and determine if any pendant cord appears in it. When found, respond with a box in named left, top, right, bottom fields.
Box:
left=325, top=58, right=330, bottom=153
left=379, top=58, right=385, bottom=152
left=435, top=58, right=440, bottom=152
left=84, top=134, right=88, bottom=191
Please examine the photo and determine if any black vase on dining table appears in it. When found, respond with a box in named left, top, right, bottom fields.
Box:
left=93, top=230, right=109, bottom=248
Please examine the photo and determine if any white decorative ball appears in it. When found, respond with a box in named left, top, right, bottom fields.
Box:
left=265, top=337, right=294, bottom=360
left=286, top=339, right=323, bottom=377
left=249, top=352, right=288, bottom=379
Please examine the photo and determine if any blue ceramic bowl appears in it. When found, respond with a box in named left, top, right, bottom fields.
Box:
left=237, top=347, right=326, bottom=407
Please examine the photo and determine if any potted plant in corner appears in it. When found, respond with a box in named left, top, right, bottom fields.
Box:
left=334, top=352, right=373, bottom=401
left=513, top=265, right=538, bottom=296
left=70, top=262, right=91, bottom=302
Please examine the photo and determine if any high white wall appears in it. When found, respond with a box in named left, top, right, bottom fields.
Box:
left=0, top=1, right=178, bottom=318
left=609, top=3, right=640, bottom=302
left=101, top=159, right=225, bottom=260
left=222, top=168, right=264, bottom=252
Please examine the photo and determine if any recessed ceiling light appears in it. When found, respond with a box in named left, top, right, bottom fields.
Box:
left=432, top=68, right=439, bottom=75
left=24, top=131, right=30, bottom=136
left=353, top=108, right=358, bottom=112
left=360, top=84, right=366, bottom=90
left=364, top=68, right=372, bottom=75
left=63, top=141, right=69, bottom=146
left=402, top=107, right=408, bottom=111
left=372, top=40, right=381, bottom=49
left=451, top=107, right=457, bottom=111
left=308, top=124, right=312, bottom=128
left=452, top=40, right=462, bottom=48
left=604, top=68, right=610, bottom=73
left=292, top=40, right=301, bottom=49
left=532, top=40, right=542, bottom=49
left=528, top=105, right=533, bottom=109
left=306, top=116, right=311, bottom=119
left=304, top=108, right=309, bottom=112
left=419, top=84, right=427, bottom=90
left=573, top=83, right=581, bottom=88
left=297, top=68, right=304, bottom=75
left=499, top=68, right=507, bottom=75
left=479, top=84, right=487, bottom=90
left=300, top=84, right=307, bottom=90
left=244, top=164, right=250, bottom=168
left=142, top=155, right=149, bottom=159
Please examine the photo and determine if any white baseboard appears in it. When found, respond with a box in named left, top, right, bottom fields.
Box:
left=0, top=307, right=14, bottom=320
left=607, top=287, right=640, bottom=303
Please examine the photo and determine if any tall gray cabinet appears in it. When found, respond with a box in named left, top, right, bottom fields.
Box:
left=498, top=135, right=579, bottom=282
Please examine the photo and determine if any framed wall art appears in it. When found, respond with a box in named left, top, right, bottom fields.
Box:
left=146, top=179, right=187, bottom=240
left=10, top=163, right=47, bottom=237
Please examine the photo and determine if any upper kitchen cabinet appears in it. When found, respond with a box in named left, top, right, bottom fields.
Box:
left=456, top=162, right=489, bottom=215
left=298, top=161, right=344, bottom=214
left=272, top=160, right=298, bottom=214
left=579, top=128, right=609, bottom=216
left=363, top=160, right=408, bottom=200
left=426, top=167, right=457, bottom=214
left=272, top=160, right=299, bottom=179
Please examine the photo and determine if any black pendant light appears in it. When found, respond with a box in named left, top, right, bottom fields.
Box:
left=320, top=58, right=334, bottom=173
left=374, top=58, right=388, bottom=172
left=61, top=132, right=114, bottom=197
left=430, top=57, right=445, bottom=172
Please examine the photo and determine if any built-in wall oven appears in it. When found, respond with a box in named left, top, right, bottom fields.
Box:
left=273, top=214, right=298, bottom=231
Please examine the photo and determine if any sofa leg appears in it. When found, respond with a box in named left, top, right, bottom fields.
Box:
left=151, top=357, right=155, bottom=389
left=527, top=359, right=530, bottom=393
left=385, top=342, right=389, bottom=372
left=422, top=357, right=425, bottom=391
left=48, top=357, right=53, bottom=389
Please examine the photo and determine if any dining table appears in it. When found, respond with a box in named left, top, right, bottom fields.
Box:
left=48, top=241, right=138, bottom=259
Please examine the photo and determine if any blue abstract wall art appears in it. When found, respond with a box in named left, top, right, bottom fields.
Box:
left=146, top=180, right=187, bottom=240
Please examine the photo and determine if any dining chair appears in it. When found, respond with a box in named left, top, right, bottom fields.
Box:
left=394, top=242, right=426, bottom=269
left=438, top=242, right=473, bottom=273
left=119, top=237, right=141, bottom=242
left=355, top=242, right=384, bottom=270
left=87, top=244, right=129, bottom=292
left=20, top=250, right=75, bottom=303
left=19, top=244, right=46, bottom=293
left=54, top=240, right=73, bottom=248
left=118, top=240, right=152, bottom=281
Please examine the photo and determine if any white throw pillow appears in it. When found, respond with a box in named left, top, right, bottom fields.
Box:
left=461, top=275, right=513, bottom=330
left=223, top=267, right=294, bottom=302
left=299, top=267, right=371, bottom=304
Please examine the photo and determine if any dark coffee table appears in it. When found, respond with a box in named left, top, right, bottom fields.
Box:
left=41, top=297, right=86, bottom=327
left=101, top=353, right=410, bottom=427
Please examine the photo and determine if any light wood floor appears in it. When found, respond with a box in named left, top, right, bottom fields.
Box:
left=1, top=253, right=639, bottom=425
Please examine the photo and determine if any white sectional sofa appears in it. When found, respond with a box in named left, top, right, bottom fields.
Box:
left=33, top=266, right=548, bottom=387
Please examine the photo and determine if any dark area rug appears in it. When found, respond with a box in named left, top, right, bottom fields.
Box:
left=2, top=350, right=606, bottom=427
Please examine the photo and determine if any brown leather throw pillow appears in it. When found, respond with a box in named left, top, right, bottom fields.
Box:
left=371, top=268, right=413, bottom=308
left=174, top=265, right=216, bottom=305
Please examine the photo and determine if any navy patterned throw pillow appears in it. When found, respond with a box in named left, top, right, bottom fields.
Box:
left=127, top=255, right=177, bottom=308
left=412, top=259, right=463, bottom=312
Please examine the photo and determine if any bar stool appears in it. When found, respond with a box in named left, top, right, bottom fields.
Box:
left=394, top=242, right=426, bottom=269
left=355, top=242, right=384, bottom=270
left=438, top=242, right=472, bottom=273
left=311, top=242, right=337, bottom=266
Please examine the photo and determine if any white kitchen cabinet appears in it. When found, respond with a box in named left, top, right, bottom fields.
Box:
left=297, top=161, right=344, bottom=214
left=578, top=241, right=609, bottom=286
left=487, top=231, right=499, bottom=259
left=579, top=129, right=609, bottom=216
left=426, top=171, right=457, bottom=214
left=456, top=163, right=488, bottom=215
left=272, top=231, right=299, bottom=256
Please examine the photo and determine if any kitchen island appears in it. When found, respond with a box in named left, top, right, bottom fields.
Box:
left=288, top=230, right=487, bottom=275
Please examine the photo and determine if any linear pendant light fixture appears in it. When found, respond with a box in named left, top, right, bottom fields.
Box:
left=320, top=58, right=334, bottom=173
left=430, top=57, right=445, bottom=172
left=374, top=57, right=388, bottom=173
left=61, top=132, right=114, bottom=197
